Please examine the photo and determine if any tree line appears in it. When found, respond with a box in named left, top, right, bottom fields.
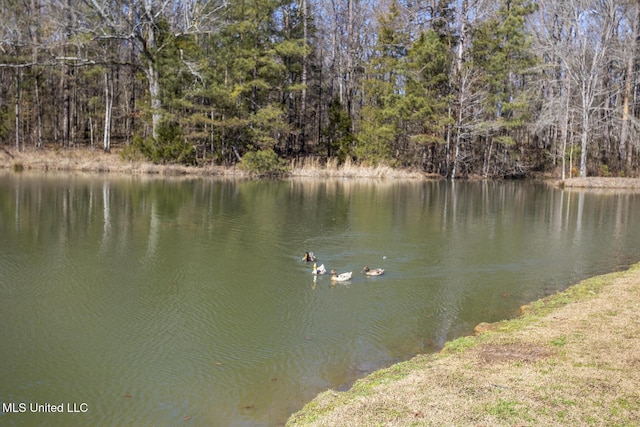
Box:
left=1, top=0, right=639, bottom=178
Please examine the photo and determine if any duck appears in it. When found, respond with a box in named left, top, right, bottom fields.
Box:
left=330, top=270, right=352, bottom=282
left=302, top=251, right=317, bottom=262
left=312, top=263, right=327, bottom=275
left=362, top=266, right=385, bottom=276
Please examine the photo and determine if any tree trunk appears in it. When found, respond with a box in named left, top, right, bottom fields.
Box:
left=61, top=0, right=72, bottom=147
left=61, top=62, right=70, bottom=147
left=31, top=0, right=43, bottom=148
left=103, top=72, right=112, bottom=152
left=145, top=9, right=161, bottom=140
left=451, top=0, right=469, bottom=179
left=14, top=70, right=20, bottom=150
left=346, top=0, right=356, bottom=132
left=300, top=0, right=308, bottom=153
left=483, top=134, right=493, bottom=178
left=455, top=0, right=467, bottom=76
left=620, top=0, right=639, bottom=174
left=580, top=93, right=589, bottom=177
left=127, top=0, right=136, bottom=145
left=560, top=77, right=571, bottom=180
left=33, top=73, right=43, bottom=148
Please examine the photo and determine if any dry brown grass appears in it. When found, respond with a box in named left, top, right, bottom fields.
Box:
left=287, top=263, right=640, bottom=426
left=559, top=177, right=640, bottom=189
left=289, top=157, right=428, bottom=179
left=0, top=147, right=431, bottom=180
left=0, top=146, right=246, bottom=177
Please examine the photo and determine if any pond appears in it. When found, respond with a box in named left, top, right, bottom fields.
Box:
left=1, top=173, right=640, bottom=426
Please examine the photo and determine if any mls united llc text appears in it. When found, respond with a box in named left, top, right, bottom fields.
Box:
left=2, top=402, right=88, bottom=413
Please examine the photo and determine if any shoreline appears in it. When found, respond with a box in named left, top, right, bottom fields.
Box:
left=0, top=147, right=429, bottom=180
left=287, top=262, right=640, bottom=426
left=4, top=147, right=640, bottom=187
left=558, top=176, right=640, bottom=189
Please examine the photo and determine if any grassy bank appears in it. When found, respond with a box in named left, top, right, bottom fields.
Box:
left=559, top=177, right=640, bottom=189
left=7, top=147, right=640, bottom=185
left=287, top=263, right=640, bottom=426
left=0, top=147, right=243, bottom=177
left=0, top=147, right=428, bottom=180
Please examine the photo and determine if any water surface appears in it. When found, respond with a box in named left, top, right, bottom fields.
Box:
left=1, top=174, right=640, bottom=426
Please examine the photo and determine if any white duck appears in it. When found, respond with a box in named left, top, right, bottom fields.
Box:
left=330, top=270, right=352, bottom=282
left=312, top=263, right=327, bottom=275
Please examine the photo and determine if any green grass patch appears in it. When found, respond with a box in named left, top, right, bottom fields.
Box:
left=442, top=336, right=477, bottom=353
left=519, top=269, right=626, bottom=322
left=485, top=399, right=521, bottom=418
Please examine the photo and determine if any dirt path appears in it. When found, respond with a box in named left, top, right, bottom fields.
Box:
left=287, top=263, right=640, bottom=426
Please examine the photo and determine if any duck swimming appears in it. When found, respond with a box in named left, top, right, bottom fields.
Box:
left=362, top=266, right=385, bottom=276
left=302, top=252, right=317, bottom=262
left=330, top=270, right=352, bottom=282
left=312, top=263, right=327, bottom=275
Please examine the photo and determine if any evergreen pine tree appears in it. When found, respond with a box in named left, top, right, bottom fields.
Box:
left=470, top=0, right=537, bottom=176
left=355, top=0, right=408, bottom=166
